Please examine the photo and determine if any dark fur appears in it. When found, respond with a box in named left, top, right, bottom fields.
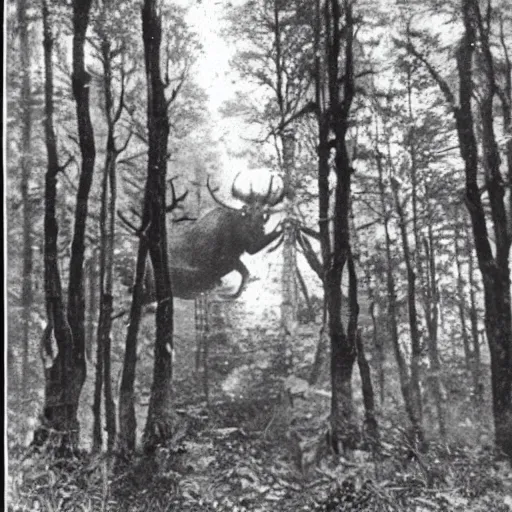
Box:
left=145, top=204, right=282, bottom=300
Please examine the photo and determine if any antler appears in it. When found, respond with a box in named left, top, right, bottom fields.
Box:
left=207, top=175, right=242, bottom=211
left=232, top=172, right=285, bottom=207
left=231, top=172, right=257, bottom=204
left=210, top=172, right=285, bottom=209
left=265, top=175, right=286, bottom=207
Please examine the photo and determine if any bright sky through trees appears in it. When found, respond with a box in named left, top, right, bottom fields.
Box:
left=177, top=0, right=258, bottom=177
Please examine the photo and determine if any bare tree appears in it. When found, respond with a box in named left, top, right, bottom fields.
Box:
left=320, top=0, right=359, bottom=453
left=408, top=0, right=512, bottom=459
left=35, top=0, right=83, bottom=453
left=18, top=0, right=34, bottom=402
left=141, top=0, right=175, bottom=452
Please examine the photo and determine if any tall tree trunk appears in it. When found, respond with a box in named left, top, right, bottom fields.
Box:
left=93, top=143, right=117, bottom=454
left=296, top=267, right=315, bottom=323
left=498, top=16, right=512, bottom=240
left=348, top=255, right=378, bottom=448
left=272, top=0, right=298, bottom=379
left=65, top=0, right=96, bottom=437
left=36, top=0, right=79, bottom=453
left=410, top=0, right=511, bottom=458
left=423, top=228, right=446, bottom=440
left=85, top=253, right=97, bottom=363
left=309, top=303, right=329, bottom=385
left=18, top=0, right=33, bottom=402
left=280, top=129, right=297, bottom=376
left=466, top=231, right=482, bottom=403
left=324, top=0, right=358, bottom=454
left=370, top=299, right=385, bottom=405
left=390, top=175, right=424, bottom=441
left=312, top=0, right=330, bottom=395
left=92, top=304, right=104, bottom=452
left=118, top=238, right=149, bottom=454
left=454, top=0, right=512, bottom=458
left=141, top=0, right=174, bottom=452
left=352, top=201, right=385, bottom=405
left=454, top=226, right=473, bottom=375
left=376, top=148, right=423, bottom=443
left=94, top=6, right=119, bottom=453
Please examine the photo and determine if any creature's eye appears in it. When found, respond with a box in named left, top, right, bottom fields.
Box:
left=262, top=212, right=269, bottom=222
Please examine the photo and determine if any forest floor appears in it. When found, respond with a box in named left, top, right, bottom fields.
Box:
left=7, top=391, right=512, bottom=512
left=7, top=304, right=512, bottom=511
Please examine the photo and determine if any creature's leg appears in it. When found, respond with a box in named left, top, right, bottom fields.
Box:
left=217, top=260, right=250, bottom=299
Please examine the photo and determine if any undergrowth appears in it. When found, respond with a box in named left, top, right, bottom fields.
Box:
left=7, top=398, right=512, bottom=512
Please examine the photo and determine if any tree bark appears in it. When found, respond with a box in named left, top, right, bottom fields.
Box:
left=466, top=231, right=482, bottom=403
left=309, top=305, right=329, bottom=386
left=310, top=0, right=331, bottom=392
left=324, top=0, right=358, bottom=453
left=423, top=229, right=446, bottom=440
left=456, top=0, right=512, bottom=459
left=376, top=148, right=423, bottom=444
left=280, top=129, right=298, bottom=375
left=118, top=235, right=149, bottom=454
left=296, top=266, right=315, bottom=323
left=85, top=253, right=97, bottom=363
left=141, top=0, right=175, bottom=452
left=390, top=176, right=424, bottom=438
left=370, top=299, right=385, bottom=405
left=348, top=255, right=378, bottom=448
left=454, top=226, right=471, bottom=370
left=65, top=0, right=96, bottom=438
left=94, top=6, right=119, bottom=453
left=272, top=1, right=298, bottom=377
left=92, top=303, right=104, bottom=452
left=18, top=0, right=33, bottom=401
left=36, top=0, right=80, bottom=453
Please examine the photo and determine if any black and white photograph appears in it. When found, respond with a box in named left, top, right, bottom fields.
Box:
left=5, top=0, right=512, bottom=510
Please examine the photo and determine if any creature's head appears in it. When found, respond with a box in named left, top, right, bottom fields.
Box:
left=207, top=171, right=285, bottom=251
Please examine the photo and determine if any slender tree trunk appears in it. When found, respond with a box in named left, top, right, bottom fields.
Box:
left=194, top=296, right=204, bottom=372
left=324, top=0, right=359, bottom=453
left=466, top=230, right=482, bottom=403
left=92, top=308, right=104, bottom=452
left=102, top=296, right=116, bottom=453
left=272, top=0, right=298, bottom=378
left=348, top=255, right=378, bottom=448
left=18, top=0, right=33, bottom=401
left=95, top=12, right=119, bottom=453
left=453, top=0, right=512, bottom=458
left=454, top=227, right=472, bottom=374
left=280, top=129, right=297, bottom=376
left=118, top=237, right=149, bottom=454
left=65, top=0, right=95, bottom=437
left=36, top=0, right=79, bottom=453
left=370, top=299, right=385, bottom=405
left=142, top=0, right=174, bottom=452
left=93, top=149, right=117, bottom=452
left=376, top=148, right=423, bottom=444
left=352, top=200, right=385, bottom=406
left=390, top=176, right=424, bottom=439
left=202, top=297, right=210, bottom=404
left=498, top=16, right=512, bottom=240
left=296, top=267, right=315, bottom=323
left=309, top=302, right=329, bottom=385
left=193, top=294, right=210, bottom=401
left=423, top=229, right=446, bottom=440
left=85, top=253, right=98, bottom=363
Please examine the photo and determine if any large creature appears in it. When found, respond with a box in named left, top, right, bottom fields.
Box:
left=144, top=171, right=285, bottom=300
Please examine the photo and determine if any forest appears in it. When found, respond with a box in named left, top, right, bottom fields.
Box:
left=5, top=0, right=512, bottom=510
